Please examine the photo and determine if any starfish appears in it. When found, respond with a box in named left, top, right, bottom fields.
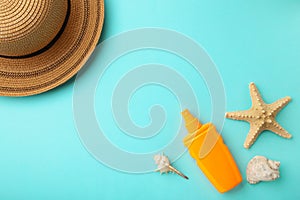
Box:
left=226, top=82, right=292, bottom=149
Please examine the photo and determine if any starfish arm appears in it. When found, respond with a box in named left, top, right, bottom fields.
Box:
left=249, top=82, right=264, bottom=105
left=267, top=121, right=292, bottom=139
left=225, top=110, right=253, bottom=121
left=244, top=123, right=264, bottom=149
left=269, top=96, right=291, bottom=115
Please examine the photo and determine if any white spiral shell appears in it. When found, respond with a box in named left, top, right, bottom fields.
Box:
left=154, top=154, right=171, bottom=173
left=246, top=156, right=280, bottom=184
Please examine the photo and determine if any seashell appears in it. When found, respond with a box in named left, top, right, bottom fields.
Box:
left=246, top=156, right=280, bottom=184
left=153, top=154, right=189, bottom=179
left=154, top=154, right=171, bottom=174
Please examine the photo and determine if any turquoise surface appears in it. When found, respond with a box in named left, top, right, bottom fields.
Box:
left=1, top=0, right=300, bottom=199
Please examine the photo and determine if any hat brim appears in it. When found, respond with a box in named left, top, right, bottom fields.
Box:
left=0, top=0, right=104, bottom=96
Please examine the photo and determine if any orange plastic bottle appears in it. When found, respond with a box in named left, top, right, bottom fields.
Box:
left=182, top=109, right=242, bottom=193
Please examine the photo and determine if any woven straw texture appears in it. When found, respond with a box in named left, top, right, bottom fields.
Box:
left=0, top=0, right=105, bottom=96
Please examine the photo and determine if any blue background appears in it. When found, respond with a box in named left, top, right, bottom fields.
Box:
left=1, top=0, right=300, bottom=199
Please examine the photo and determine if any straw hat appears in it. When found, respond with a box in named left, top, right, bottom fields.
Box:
left=0, top=0, right=104, bottom=96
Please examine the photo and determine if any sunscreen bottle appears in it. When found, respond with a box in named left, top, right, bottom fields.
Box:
left=182, top=109, right=242, bottom=193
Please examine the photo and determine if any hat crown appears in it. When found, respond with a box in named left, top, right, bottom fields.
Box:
left=0, top=0, right=68, bottom=57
